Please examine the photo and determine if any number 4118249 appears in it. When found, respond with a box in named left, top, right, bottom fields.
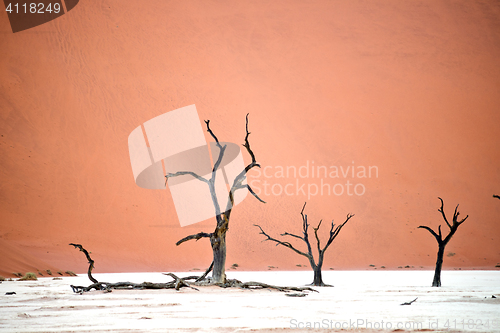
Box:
left=5, top=2, right=61, bottom=14
left=443, top=319, right=493, bottom=329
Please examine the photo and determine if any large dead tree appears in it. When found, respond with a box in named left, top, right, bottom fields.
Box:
left=418, top=197, right=469, bottom=287
left=166, top=114, right=265, bottom=284
left=255, top=203, right=354, bottom=286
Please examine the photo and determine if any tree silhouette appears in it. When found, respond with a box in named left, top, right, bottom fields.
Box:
left=493, top=194, right=500, bottom=200
left=166, top=114, right=264, bottom=284
left=418, top=197, right=468, bottom=287
left=255, top=202, right=354, bottom=286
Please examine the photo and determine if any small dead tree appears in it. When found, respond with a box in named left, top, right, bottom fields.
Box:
left=167, top=114, right=264, bottom=284
left=255, top=202, right=354, bottom=286
left=418, top=197, right=469, bottom=287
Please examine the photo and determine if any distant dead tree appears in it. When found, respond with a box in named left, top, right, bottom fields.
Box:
left=493, top=194, right=500, bottom=200
left=418, top=197, right=468, bottom=287
left=255, top=202, right=354, bottom=286
left=166, top=114, right=265, bottom=284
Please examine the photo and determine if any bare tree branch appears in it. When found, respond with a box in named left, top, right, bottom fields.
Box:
left=254, top=224, right=312, bottom=259
left=212, top=144, right=228, bottom=174
left=297, top=203, right=315, bottom=263
left=418, top=226, right=441, bottom=243
left=69, top=243, right=98, bottom=284
left=438, top=197, right=452, bottom=230
left=196, top=261, right=214, bottom=282
left=401, top=297, right=418, bottom=306
left=223, top=114, right=265, bottom=221
left=240, top=184, right=266, bottom=203
left=313, top=220, right=323, bottom=255
left=164, top=273, right=200, bottom=291
left=322, top=213, right=354, bottom=253
left=494, top=194, right=500, bottom=200
left=206, top=119, right=227, bottom=175
left=452, top=204, right=468, bottom=225
left=205, top=119, right=221, bottom=145
left=281, top=232, right=304, bottom=242
left=176, top=232, right=213, bottom=246
left=243, top=113, right=256, bottom=162
left=166, top=171, right=209, bottom=184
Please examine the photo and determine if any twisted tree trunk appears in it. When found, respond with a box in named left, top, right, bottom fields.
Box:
left=211, top=231, right=227, bottom=283
left=432, top=244, right=445, bottom=287
left=312, top=264, right=324, bottom=286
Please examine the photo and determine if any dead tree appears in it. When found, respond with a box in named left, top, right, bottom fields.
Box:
left=418, top=197, right=469, bottom=287
left=255, top=202, right=354, bottom=286
left=494, top=194, right=500, bottom=200
left=167, top=114, right=264, bottom=284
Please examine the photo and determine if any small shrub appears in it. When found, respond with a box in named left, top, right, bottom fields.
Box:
left=0, top=275, right=5, bottom=281
left=65, top=271, right=77, bottom=276
left=13, top=272, right=23, bottom=278
left=37, top=271, right=43, bottom=276
left=46, top=270, right=52, bottom=275
left=19, top=272, right=38, bottom=281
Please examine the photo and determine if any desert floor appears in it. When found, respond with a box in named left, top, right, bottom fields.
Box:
left=0, top=270, right=499, bottom=332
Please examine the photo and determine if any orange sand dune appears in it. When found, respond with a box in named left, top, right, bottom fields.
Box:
left=0, top=239, right=62, bottom=278
left=1, top=0, right=499, bottom=274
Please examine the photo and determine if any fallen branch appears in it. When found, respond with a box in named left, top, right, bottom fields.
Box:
left=69, top=243, right=318, bottom=294
left=217, top=279, right=318, bottom=293
left=69, top=243, right=98, bottom=284
left=401, top=297, right=418, bottom=305
left=286, top=293, right=307, bottom=297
